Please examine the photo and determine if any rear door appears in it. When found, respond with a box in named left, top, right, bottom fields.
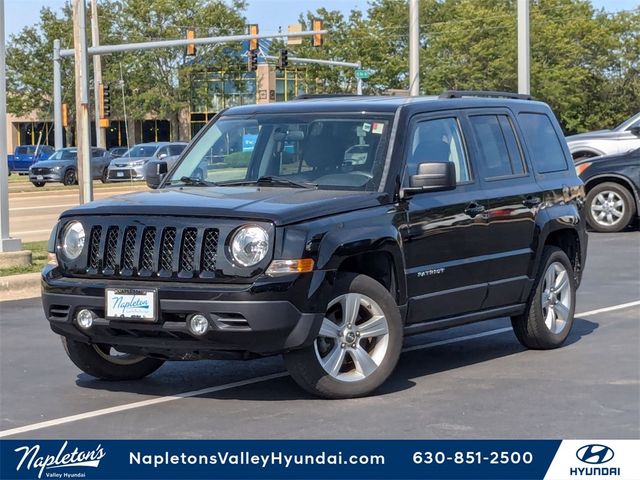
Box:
left=400, top=112, right=492, bottom=323
left=465, top=110, right=541, bottom=309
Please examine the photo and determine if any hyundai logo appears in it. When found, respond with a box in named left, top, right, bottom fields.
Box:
left=576, top=444, right=614, bottom=464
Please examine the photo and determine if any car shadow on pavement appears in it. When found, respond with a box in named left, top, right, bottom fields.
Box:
left=74, top=318, right=599, bottom=401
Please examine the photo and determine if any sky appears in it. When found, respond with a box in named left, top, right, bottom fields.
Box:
left=3, top=0, right=639, bottom=41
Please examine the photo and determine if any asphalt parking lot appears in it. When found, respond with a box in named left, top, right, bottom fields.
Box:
left=0, top=232, right=638, bottom=440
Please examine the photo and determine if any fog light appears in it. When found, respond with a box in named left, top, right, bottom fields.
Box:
left=76, top=309, right=94, bottom=329
left=188, top=314, right=209, bottom=336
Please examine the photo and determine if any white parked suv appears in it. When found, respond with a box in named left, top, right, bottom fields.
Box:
left=566, top=112, right=640, bottom=161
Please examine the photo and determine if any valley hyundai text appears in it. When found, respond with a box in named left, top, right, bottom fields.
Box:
left=42, top=93, right=587, bottom=398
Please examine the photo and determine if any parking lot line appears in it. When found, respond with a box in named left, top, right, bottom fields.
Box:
left=1, top=299, right=638, bottom=438
left=10, top=204, right=76, bottom=212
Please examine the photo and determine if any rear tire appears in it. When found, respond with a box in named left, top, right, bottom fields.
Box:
left=284, top=273, right=402, bottom=399
left=62, top=337, right=164, bottom=380
left=511, top=246, right=576, bottom=349
left=63, top=169, right=77, bottom=186
left=585, top=182, right=634, bottom=233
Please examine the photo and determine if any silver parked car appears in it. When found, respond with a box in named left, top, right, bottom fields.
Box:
left=29, top=147, right=112, bottom=186
left=566, top=112, right=640, bottom=161
left=106, top=142, right=187, bottom=182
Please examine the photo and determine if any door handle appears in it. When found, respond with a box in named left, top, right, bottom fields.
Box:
left=465, top=202, right=486, bottom=218
left=523, top=196, right=542, bottom=208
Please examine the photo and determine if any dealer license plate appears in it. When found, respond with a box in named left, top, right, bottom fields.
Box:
left=117, top=171, right=124, bottom=177
left=105, top=288, right=156, bottom=321
left=36, top=175, right=43, bottom=180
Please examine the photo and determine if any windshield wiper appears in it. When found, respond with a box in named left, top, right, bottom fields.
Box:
left=218, top=176, right=317, bottom=189
left=169, top=176, right=216, bottom=187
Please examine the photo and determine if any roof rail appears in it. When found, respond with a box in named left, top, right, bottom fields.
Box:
left=439, top=90, right=535, bottom=101
left=294, top=93, right=361, bottom=100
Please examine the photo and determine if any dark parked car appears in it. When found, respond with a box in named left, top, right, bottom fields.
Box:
left=106, top=142, right=187, bottom=181
left=43, top=92, right=587, bottom=398
left=29, top=147, right=112, bottom=186
left=108, top=146, right=129, bottom=158
left=576, top=148, right=640, bottom=232
left=8, top=145, right=55, bottom=174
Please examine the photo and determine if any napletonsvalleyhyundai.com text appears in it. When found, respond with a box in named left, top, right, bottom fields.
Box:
left=130, top=450, right=385, bottom=468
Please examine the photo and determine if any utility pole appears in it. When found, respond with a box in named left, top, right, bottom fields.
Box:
left=53, top=39, right=63, bottom=150
left=409, top=0, right=420, bottom=96
left=73, top=0, right=93, bottom=204
left=517, top=0, right=530, bottom=95
left=0, top=0, right=21, bottom=252
left=90, top=0, right=106, bottom=148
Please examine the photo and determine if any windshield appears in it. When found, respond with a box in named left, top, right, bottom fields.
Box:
left=123, top=145, right=159, bottom=158
left=16, top=146, right=37, bottom=155
left=48, top=149, right=77, bottom=161
left=168, top=114, right=393, bottom=191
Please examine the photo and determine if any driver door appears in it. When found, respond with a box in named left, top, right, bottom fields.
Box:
left=400, top=113, right=491, bottom=323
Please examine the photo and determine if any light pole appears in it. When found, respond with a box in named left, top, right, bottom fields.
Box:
left=90, top=0, right=106, bottom=148
left=517, top=0, right=530, bottom=95
left=72, top=0, right=93, bottom=203
left=409, top=0, right=420, bottom=96
left=0, top=0, right=21, bottom=253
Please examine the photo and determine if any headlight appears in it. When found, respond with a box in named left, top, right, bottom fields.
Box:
left=61, top=221, right=85, bottom=260
left=131, top=159, right=146, bottom=166
left=230, top=225, right=269, bottom=267
left=52, top=165, right=62, bottom=171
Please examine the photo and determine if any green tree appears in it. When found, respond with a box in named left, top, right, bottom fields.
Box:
left=105, top=0, right=247, bottom=140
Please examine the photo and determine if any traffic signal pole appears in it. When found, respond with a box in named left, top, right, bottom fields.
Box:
left=55, top=25, right=326, bottom=204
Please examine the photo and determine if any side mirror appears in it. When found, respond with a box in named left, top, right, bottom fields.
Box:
left=404, top=161, right=456, bottom=196
left=157, top=152, right=168, bottom=160
left=146, top=161, right=168, bottom=189
left=630, top=126, right=640, bottom=137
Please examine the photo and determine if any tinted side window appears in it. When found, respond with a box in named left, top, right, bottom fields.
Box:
left=408, top=117, right=471, bottom=183
left=469, top=115, right=525, bottom=178
left=518, top=113, right=568, bottom=173
left=169, top=145, right=186, bottom=155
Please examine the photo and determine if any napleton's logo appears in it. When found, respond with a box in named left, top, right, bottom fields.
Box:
left=576, top=444, right=615, bottom=465
left=14, top=441, right=106, bottom=478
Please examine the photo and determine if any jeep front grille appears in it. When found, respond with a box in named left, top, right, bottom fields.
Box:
left=84, top=223, right=219, bottom=279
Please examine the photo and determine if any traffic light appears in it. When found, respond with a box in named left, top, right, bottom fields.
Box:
left=61, top=103, right=68, bottom=128
left=247, top=49, right=258, bottom=72
left=248, top=24, right=259, bottom=51
left=312, top=19, right=323, bottom=47
left=186, top=28, right=196, bottom=56
left=102, top=84, right=111, bottom=117
left=277, top=49, right=288, bottom=70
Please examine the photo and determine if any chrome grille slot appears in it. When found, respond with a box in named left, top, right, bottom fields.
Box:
left=201, top=229, right=219, bottom=272
left=159, top=227, right=177, bottom=272
left=87, top=226, right=102, bottom=270
left=140, top=227, right=156, bottom=272
left=121, top=226, right=137, bottom=271
left=179, top=228, right=198, bottom=272
left=103, top=226, right=119, bottom=272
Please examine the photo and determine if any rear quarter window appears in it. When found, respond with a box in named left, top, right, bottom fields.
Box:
left=518, top=112, right=568, bottom=174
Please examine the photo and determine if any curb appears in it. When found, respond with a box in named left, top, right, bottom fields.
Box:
left=0, top=272, right=41, bottom=301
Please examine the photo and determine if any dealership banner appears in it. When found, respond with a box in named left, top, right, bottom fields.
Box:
left=1, top=439, right=637, bottom=479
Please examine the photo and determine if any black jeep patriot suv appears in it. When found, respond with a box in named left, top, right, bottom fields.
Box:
left=43, top=92, right=587, bottom=398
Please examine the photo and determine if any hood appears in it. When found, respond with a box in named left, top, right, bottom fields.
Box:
left=112, top=156, right=155, bottom=166
left=32, top=159, right=75, bottom=168
left=575, top=147, right=640, bottom=167
left=60, top=187, right=391, bottom=226
left=566, top=129, right=615, bottom=142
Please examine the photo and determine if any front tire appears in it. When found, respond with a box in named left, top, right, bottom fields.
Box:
left=62, top=337, right=164, bottom=380
left=100, top=167, right=109, bottom=183
left=63, top=169, right=77, bottom=186
left=511, top=246, right=576, bottom=349
left=284, top=273, right=402, bottom=399
left=585, top=182, right=634, bottom=233
left=31, top=181, right=45, bottom=187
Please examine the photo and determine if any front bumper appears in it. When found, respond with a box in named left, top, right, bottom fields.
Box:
left=42, top=266, right=334, bottom=359
left=107, top=164, right=146, bottom=181
left=29, top=172, right=62, bottom=183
